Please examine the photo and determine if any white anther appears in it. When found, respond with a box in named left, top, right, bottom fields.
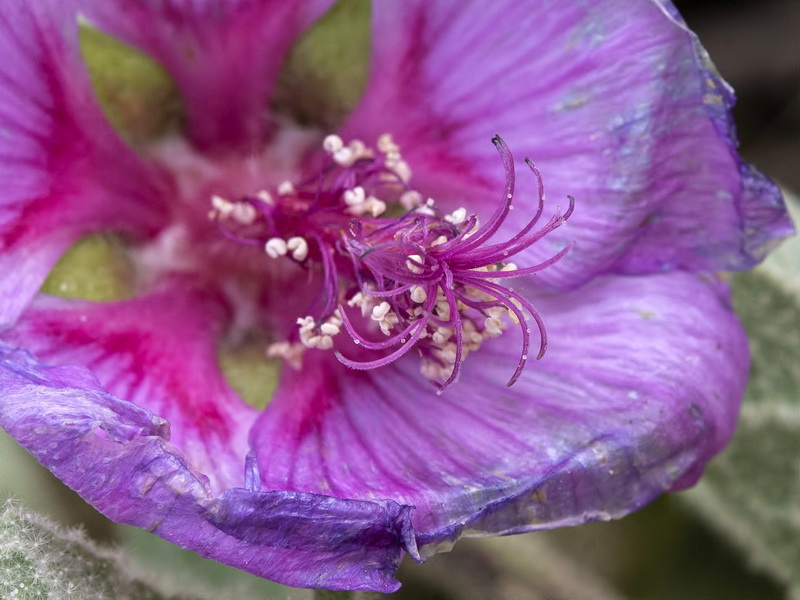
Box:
left=436, top=343, right=458, bottom=364
left=399, top=190, right=422, bottom=210
left=333, top=147, right=354, bottom=166
left=320, top=322, right=340, bottom=336
left=371, top=301, right=391, bottom=321
left=267, top=341, right=290, bottom=357
left=391, top=160, right=411, bottom=183
left=297, top=316, right=316, bottom=333
left=295, top=315, right=336, bottom=351
left=463, top=321, right=485, bottom=348
left=385, top=149, right=401, bottom=163
left=231, top=202, right=257, bottom=224
left=406, top=254, right=424, bottom=273
left=322, top=134, right=344, bottom=154
left=349, top=139, right=369, bottom=159
left=435, top=299, right=451, bottom=321
left=463, top=218, right=480, bottom=239
left=316, top=335, right=334, bottom=350
left=432, top=327, right=453, bottom=345
left=301, top=334, right=320, bottom=348
left=500, top=262, right=518, bottom=272
left=266, top=341, right=305, bottom=369
left=408, top=306, right=425, bottom=318
left=486, top=306, right=506, bottom=320
left=377, top=133, right=399, bottom=154
left=277, top=181, right=295, bottom=195
left=421, top=359, right=448, bottom=381
left=256, top=190, right=274, bottom=205
left=348, top=291, right=375, bottom=316
left=410, top=285, right=427, bottom=303
left=364, top=197, right=387, bottom=217
left=484, top=317, right=504, bottom=337
left=328, top=310, right=343, bottom=326
left=286, top=236, right=309, bottom=261
left=211, top=194, right=234, bottom=216
left=413, top=197, right=436, bottom=216
left=265, top=238, right=288, bottom=258
left=347, top=292, right=365, bottom=307
left=378, top=312, right=398, bottom=335
left=444, top=207, right=467, bottom=225
left=431, top=235, right=448, bottom=247
left=343, top=186, right=366, bottom=207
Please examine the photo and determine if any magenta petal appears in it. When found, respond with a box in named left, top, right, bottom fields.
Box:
left=79, top=0, right=335, bottom=151
left=252, top=272, right=746, bottom=554
left=0, top=343, right=414, bottom=592
left=344, top=0, right=791, bottom=288
left=1, top=284, right=257, bottom=493
left=0, top=0, right=169, bottom=326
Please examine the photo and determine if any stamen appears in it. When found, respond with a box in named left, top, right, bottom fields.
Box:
left=343, top=186, right=366, bottom=207
left=211, top=194, right=234, bottom=217
left=286, top=236, right=309, bottom=261
left=323, top=134, right=344, bottom=154
left=400, top=190, right=422, bottom=210
left=371, top=301, right=391, bottom=321
left=331, top=135, right=573, bottom=391
left=265, top=238, right=287, bottom=258
left=406, top=255, right=424, bottom=274
left=410, top=285, right=427, bottom=303
left=320, top=322, right=340, bottom=336
left=213, top=133, right=574, bottom=391
left=255, top=190, right=274, bottom=205
left=444, top=207, right=467, bottom=225
left=266, top=341, right=304, bottom=370
left=277, top=181, right=295, bottom=196
left=231, top=202, right=257, bottom=224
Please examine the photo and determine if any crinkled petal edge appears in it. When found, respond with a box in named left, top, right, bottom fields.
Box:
left=651, top=0, right=794, bottom=262
left=0, top=343, right=418, bottom=592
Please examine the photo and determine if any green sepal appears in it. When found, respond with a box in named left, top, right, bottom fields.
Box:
left=274, top=0, right=371, bottom=129
left=40, top=234, right=136, bottom=301
left=79, top=24, right=183, bottom=147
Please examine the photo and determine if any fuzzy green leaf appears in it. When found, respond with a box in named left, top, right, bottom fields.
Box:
left=0, top=501, right=190, bottom=600
left=684, top=189, right=800, bottom=596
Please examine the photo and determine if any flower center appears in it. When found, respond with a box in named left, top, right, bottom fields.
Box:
left=210, top=134, right=574, bottom=392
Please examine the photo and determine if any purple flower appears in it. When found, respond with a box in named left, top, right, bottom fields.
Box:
left=0, top=0, right=792, bottom=593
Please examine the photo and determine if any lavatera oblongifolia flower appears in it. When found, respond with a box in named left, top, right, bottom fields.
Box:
left=0, top=0, right=793, bottom=592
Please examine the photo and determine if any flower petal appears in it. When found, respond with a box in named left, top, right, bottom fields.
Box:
left=0, top=0, right=169, bottom=326
left=79, top=0, right=335, bottom=152
left=0, top=343, right=415, bottom=592
left=343, top=0, right=792, bottom=288
left=251, top=272, right=746, bottom=556
left=1, top=283, right=256, bottom=493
